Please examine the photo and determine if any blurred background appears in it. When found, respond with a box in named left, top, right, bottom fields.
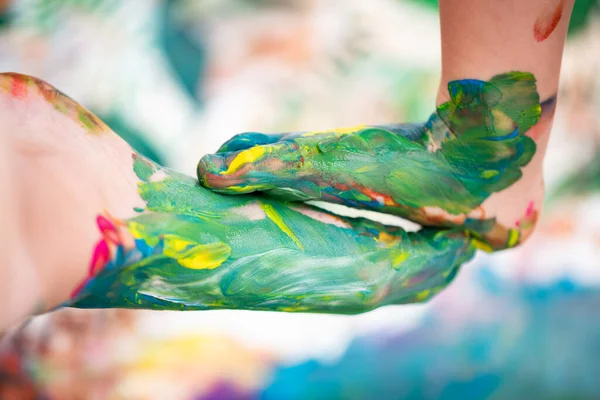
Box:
left=0, top=0, right=599, bottom=399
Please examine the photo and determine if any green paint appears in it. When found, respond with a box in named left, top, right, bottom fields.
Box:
left=197, top=72, right=541, bottom=249
left=68, top=155, right=475, bottom=314
left=78, top=109, right=96, bottom=130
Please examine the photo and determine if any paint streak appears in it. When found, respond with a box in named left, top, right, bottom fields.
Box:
left=260, top=203, right=305, bottom=250
left=534, top=0, right=564, bottom=42
left=391, top=251, right=409, bottom=268
left=221, top=146, right=267, bottom=175
left=506, top=229, right=520, bottom=248
left=198, top=72, right=543, bottom=250
left=471, top=237, right=494, bottom=253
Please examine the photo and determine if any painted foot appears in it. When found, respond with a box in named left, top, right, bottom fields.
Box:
left=198, top=72, right=555, bottom=250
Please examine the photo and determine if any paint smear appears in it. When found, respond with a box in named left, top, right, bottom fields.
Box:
left=533, top=0, right=564, bottom=42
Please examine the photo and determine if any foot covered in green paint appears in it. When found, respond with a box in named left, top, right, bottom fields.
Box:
left=0, top=73, right=476, bottom=317
left=75, top=156, right=475, bottom=313
left=198, top=72, right=547, bottom=250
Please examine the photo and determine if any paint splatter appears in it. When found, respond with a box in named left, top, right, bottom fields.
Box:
left=534, top=0, right=564, bottom=42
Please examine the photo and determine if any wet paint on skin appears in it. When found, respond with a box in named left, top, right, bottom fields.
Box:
left=67, top=155, right=475, bottom=313
left=198, top=72, right=544, bottom=249
left=534, top=0, right=565, bottom=42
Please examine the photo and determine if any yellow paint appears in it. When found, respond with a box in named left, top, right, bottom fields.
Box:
left=392, top=251, right=409, bottom=268
left=491, top=109, right=515, bottom=132
left=302, top=124, right=366, bottom=137
left=260, top=203, right=305, bottom=250
left=480, top=169, right=499, bottom=179
left=163, top=234, right=196, bottom=253
left=221, top=146, right=267, bottom=175
left=0, top=76, right=12, bottom=94
left=506, top=229, right=520, bottom=248
left=355, top=165, right=377, bottom=173
left=278, top=306, right=310, bottom=312
left=471, top=236, right=494, bottom=253
left=223, top=184, right=267, bottom=193
left=163, top=234, right=231, bottom=270
left=128, top=221, right=160, bottom=247
left=177, top=243, right=231, bottom=270
left=415, top=289, right=431, bottom=301
left=377, top=231, right=400, bottom=246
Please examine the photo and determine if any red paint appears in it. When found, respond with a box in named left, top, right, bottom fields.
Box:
left=10, top=77, right=27, bottom=98
left=359, top=186, right=398, bottom=206
left=533, top=0, right=564, bottom=42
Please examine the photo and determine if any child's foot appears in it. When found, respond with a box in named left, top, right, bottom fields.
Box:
left=198, top=72, right=555, bottom=250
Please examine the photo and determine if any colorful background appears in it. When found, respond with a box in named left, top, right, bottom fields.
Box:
left=1, top=0, right=599, bottom=399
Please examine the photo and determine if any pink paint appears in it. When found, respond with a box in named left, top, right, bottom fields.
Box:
left=526, top=201, right=536, bottom=218
left=516, top=201, right=536, bottom=227
left=70, top=216, right=114, bottom=299
left=89, top=240, right=110, bottom=276
left=97, top=214, right=120, bottom=245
